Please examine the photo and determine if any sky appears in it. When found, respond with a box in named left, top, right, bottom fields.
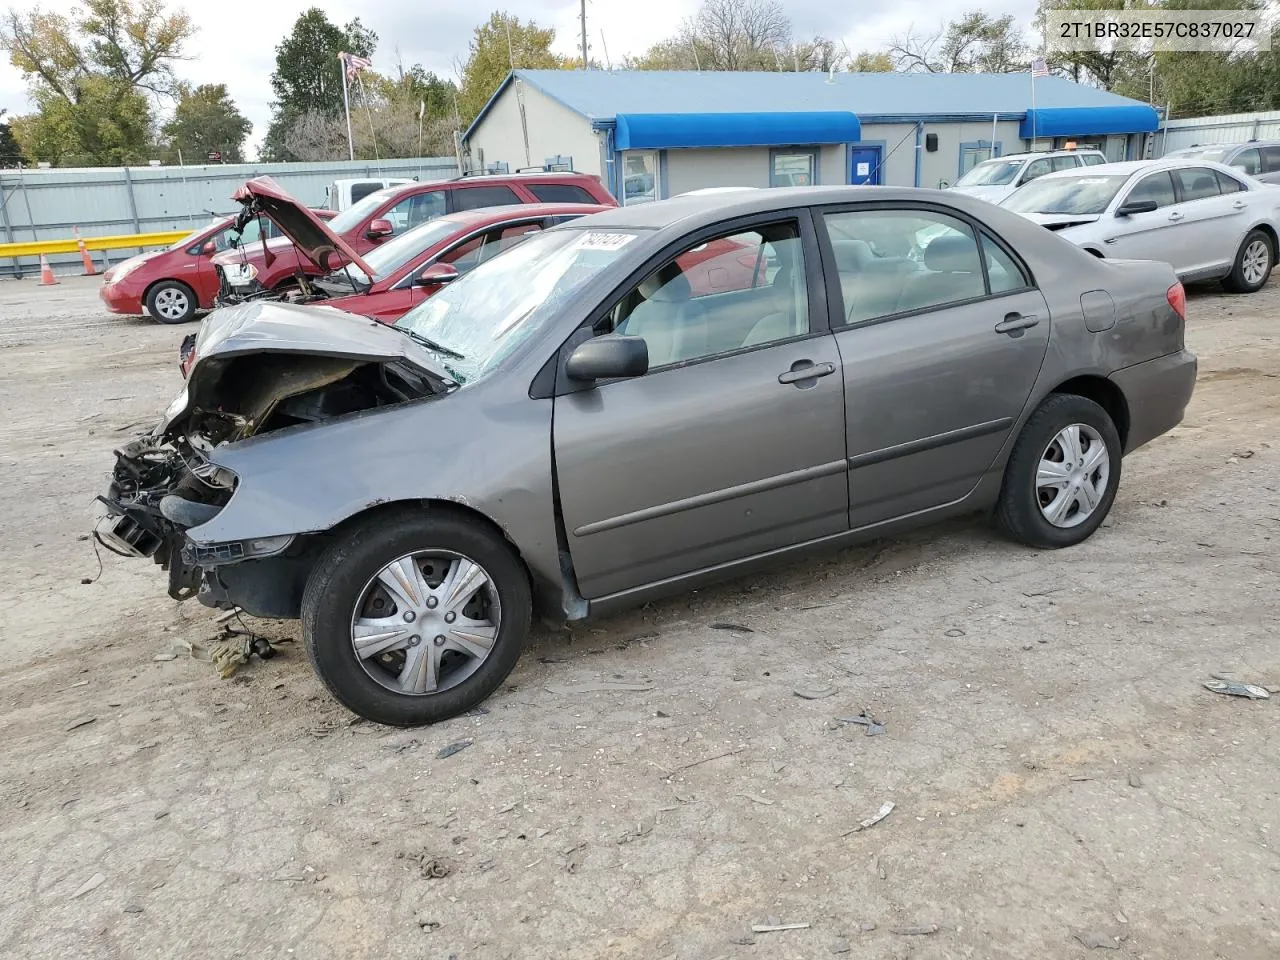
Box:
left=0, top=0, right=1035, bottom=158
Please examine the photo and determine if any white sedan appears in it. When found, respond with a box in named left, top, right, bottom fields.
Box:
left=1001, top=159, right=1280, bottom=293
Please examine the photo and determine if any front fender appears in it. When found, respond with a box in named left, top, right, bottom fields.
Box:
left=187, top=382, right=562, bottom=589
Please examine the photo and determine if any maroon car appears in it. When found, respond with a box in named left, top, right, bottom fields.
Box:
left=212, top=171, right=616, bottom=300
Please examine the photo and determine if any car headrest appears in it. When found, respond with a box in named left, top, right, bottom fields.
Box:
left=638, top=262, right=691, bottom=302
left=924, top=235, right=981, bottom=273
left=1191, top=175, right=1215, bottom=193
left=832, top=238, right=874, bottom=271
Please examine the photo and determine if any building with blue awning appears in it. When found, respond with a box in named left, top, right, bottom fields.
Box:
left=462, top=69, right=1161, bottom=202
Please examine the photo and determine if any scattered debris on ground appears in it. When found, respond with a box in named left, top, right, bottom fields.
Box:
left=436, top=740, right=473, bottom=759
left=1072, top=926, right=1129, bottom=950
left=545, top=679, right=655, bottom=695
left=845, top=801, right=895, bottom=835
left=64, top=716, right=96, bottom=732
left=1203, top=678, right=1271, bottom=700
left=794, top=684, right=838, bottom=700
left=836, top=709, right=886, bottom=736
left=751, top=922, right=810, bottom=933
left=891, top=924, right=939, bottom=936
left=70, top=873, right=106, bottom=899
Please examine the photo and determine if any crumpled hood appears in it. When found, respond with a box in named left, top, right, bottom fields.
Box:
left=187, top=300, right=454, bottom=377
left=230, top=176, right=375, bottom=277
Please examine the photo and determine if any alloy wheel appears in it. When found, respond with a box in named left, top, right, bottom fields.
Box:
left=155, top=287, right=190, bottom=320
left=1243, top=238, right=1270, bottom=286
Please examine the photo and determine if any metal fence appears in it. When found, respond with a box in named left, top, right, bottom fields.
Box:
left=0, top=156, right=458, bottom=277
left=1151, top=110, right=1280, bottom=157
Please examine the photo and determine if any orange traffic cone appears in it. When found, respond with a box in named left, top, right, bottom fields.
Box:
left=39, top=254, right=58, bottom=286
left=74, top=227, right=97, bottom=276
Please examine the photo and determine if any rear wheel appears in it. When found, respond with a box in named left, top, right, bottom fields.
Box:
left=1222, top=229, right=1273, bottom=293
left=145, top=280, right=197, bottom=324
left=995, top=394, right=1121, bottom=549
left=302, top=510, right=531, bottom=726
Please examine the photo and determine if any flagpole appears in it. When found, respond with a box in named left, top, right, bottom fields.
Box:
left=1030, top=67, right=1037, bottom=147
left=991, top=111, right=998, bottom=160
left=341, top=54, right=355, bottom=161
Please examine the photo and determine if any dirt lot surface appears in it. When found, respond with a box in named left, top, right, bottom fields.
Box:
left=1, top=275, right=1278, bottom=960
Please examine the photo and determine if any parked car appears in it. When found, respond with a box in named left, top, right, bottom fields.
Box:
left=1163, top=140, right=1280, bottom=184
left=176, top=201, right=612, bottom=376
left=1001, top=158, right=1280, bottom=292
left=213, top=171, right=617, bottom=300
left=323, top=176, right=414, bottom=211
left=98, top=186, right=1195, bottom=725
left=98, top=210, right=337, bottom=324
left=950, top=148, right=1108, bottom=204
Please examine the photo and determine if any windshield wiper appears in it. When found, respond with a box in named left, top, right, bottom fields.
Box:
left=397, top=326, right=466, bottom=360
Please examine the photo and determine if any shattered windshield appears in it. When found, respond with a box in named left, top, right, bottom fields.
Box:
left=394, top=227, right=640, bottom=383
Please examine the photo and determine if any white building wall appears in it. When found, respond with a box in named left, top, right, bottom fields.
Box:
left=465, top=82, right=605, bottom=178
left=662, top=148, right=774, bottom=194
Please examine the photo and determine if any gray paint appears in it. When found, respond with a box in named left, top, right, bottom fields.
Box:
left=165, top=187, right=1192, bottom=623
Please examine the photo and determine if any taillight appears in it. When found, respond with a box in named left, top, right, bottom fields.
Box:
left=1167, top=281, right=1186, bottom=321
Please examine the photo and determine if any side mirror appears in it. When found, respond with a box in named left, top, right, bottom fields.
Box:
left=200, top=240, right=217, bottom=255
left=366, top=217, right=394, bottom=240
left=1116, top=199, right=1158, bottom=216
left=416, top=262, right=459, bottom=287
left=565, top=334, right=649, bottom=382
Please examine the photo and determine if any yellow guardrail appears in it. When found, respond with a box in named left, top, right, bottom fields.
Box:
left=0, top=230, right=190, bottom=259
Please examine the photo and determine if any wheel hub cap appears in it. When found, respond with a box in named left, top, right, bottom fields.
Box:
left=1036, top=423, right=1110, bottom=529
left=1243, top=240, right=1269, bottom=285
left=350, top=551, right=500, bottom=696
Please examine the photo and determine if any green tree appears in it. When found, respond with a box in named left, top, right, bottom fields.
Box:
left=261, top=8, right=377, bottom=161
left=889, top=11, right=1029, bottom=73
left=0, top=108, right=23, bottom=165
left=1034, top=0, right=1149, bottom=89
left=849, top=51, right=894, bottom=72
left=0, top=0, right=194, bottom=165
left=457, top=12, right=571, bottom=124
left=162, top=83, right=250, bottom=163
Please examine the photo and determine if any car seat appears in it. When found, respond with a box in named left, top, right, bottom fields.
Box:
left=616, top=263, right=708, bottom=366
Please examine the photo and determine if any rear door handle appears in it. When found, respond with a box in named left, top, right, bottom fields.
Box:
left=778, top=360, right=836, bottom=384
left=994, top=313, right=1040, bottom=335
left=1168, top=211, right=1184, bottom=222
left=1232, top=200, right=1247, bottom=210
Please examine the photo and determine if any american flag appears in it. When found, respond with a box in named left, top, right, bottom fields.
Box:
left=1031, top=58, right=1050, bottom=79
left=340, top=51, right=372, bottom=80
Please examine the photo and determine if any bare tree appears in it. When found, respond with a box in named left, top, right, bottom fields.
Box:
left=889, top=11, right=1028, bottom=74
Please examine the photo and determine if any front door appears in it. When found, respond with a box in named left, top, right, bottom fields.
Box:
left=1104, top=170, right=1186, bottom=271
left=552, top=215, right=849, bottom=600
left=819, top=205, right=1050, bottom=529
left=850, top=147, right=882, bottom=186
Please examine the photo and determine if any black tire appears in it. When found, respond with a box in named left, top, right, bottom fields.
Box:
left=145, top=280, right=198, bottom=324
left=301, top=509, right=531, bottom=726
left=995, top=393, right=1122, bottom=549
left=1221, top=229, right=1273, bottom=293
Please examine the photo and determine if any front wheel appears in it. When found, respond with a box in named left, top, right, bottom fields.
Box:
left=995, top=394, right=1122, bottom=549
left=301, top=510, right=531, bottom=726
left=1222, top=229, right=1273, bottom=293
left=145, top=280, right=198, bottom=324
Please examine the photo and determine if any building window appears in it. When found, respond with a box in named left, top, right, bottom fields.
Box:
left=622, top=151, right=659, bottom=205
left=958, top=141, right=1002, bottom=177
left=770, top=149, right=817, bottom=187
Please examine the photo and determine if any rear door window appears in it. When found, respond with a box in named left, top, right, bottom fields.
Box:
left=1081, top=153, right=1107, bottom=166
left=451, top=185, right=522, bottom=212
left=1215, top=170, right=1245, bottom=193
left=1050, top=155, right=1077, bottom=172
left=1172, top=167, right=1222, bottom=202
left=1261, top=146, right=1280, bottom=173
left=528, top=183, right=597, bottom=203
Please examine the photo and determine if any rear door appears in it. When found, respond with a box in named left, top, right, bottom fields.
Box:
left=552, top=213, right=849, bottom=600
left=818, top=204, right=1050, bottom=529
left=1103, top=171, right=1185, bottom=269
left=1166, top=166, right=1244, bottom=275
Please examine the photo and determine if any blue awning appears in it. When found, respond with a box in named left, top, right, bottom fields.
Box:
left=1020, top=105, right=1160, bottom=139
left=614, top=111, right=861, bottom=150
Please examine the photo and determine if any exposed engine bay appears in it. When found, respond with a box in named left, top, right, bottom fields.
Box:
left=97, top=351, right=441, bottom=603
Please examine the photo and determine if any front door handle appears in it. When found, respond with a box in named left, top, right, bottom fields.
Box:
left=1168, top=211, right=1184, bottom=222
left=778, top=360, right=836, bottom=384
left=994, top=313, right=1040, bottom=335
left=1233, top=200, right=1247, bottom=210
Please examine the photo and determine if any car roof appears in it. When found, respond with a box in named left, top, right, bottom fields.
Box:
left=985, top=148, right=1106, bottom=163
left=371, top=171, right=597, bottom=203
left=1170, top=141, right=1280, bottom=152
left=1027, top=157, right=1247, bottom=181
left=430, top=202, right=611, bottom=229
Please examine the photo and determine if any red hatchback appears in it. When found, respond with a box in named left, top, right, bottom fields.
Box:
left=212, top=171, right=616, bottom=300
left=98, top=211, right=335, bottom=324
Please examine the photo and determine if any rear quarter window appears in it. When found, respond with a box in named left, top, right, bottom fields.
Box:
left=528, top=183, right=597, bottom=204
left=350, top=181, right=387, bottom=204
left=452, top=185, right=522, bottom=211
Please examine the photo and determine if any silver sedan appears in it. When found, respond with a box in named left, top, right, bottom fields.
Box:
left=1001, top=158, right=1280, bottom=292
left=100, top=187, right=1198, bottom=725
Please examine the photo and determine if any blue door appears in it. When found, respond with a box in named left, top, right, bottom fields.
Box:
left=849, top=147, right=882, bottom=185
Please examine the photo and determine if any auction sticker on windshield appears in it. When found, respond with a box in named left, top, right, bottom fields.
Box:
left=578, top=232, right=636, bottom=250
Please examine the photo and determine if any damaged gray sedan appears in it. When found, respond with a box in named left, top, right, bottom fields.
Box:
left=100, top=188, right=1197, bottom=725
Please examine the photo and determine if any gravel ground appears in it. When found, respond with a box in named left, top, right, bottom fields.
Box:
left=1, top=274, right=1277, bottom=960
